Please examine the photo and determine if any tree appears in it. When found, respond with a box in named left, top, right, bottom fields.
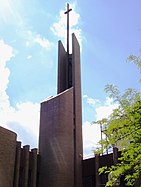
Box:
left=95, top=53, right=141, bottom=186
left=127, top=52, right=141, bottom=81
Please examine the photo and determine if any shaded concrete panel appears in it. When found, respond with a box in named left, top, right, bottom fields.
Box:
left=17, top=146, right=38, bottom=187
left=30, top=149, right=38, bottom=187
left=82, top=154, right=118, bottom=187
left=0, top=126, right=17, bottom=187
left=57, top=40, right=67, bottom=94
left=72, top=33, right=83, bottom=187
left=95, top=155, right=101, bottom=187
left=28, top=149, right=38, bottom=187
left=39, top=88, right=74, bottom=187
left=36, top=154, right=40, bottom=187
left=23, top=145, right=30, bottom=187
left=13, top=141, right=21, bottom=187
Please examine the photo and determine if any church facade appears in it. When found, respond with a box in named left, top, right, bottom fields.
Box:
left=38, top=33, right=83, bottom=187
left=0, top=33, right=83, bottom=187
left=0, top=5, right=140, bottom=185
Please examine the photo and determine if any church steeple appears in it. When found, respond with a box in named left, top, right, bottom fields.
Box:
left=39, top=4, right=83, bottom=187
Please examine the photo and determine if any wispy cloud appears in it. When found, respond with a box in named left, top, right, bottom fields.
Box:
left=83, top=95, right=101, bottom=107
left=24, top=30, right=53, bottom=50
left=0, top=1, right=53, bottom=51
left=27, top=55, right=32, bottom=60
left=34, top=34, right=52, bottom=49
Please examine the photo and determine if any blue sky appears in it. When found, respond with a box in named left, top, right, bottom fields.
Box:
left=0, top=0, right=141, bottom=158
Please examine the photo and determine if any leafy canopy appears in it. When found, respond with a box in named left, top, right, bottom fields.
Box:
left=95, top=53, right=141, bottom=186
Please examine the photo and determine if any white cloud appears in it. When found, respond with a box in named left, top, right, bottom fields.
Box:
left=1, top=100, right=40, bottom=148
left=83, top=94, right=100, bottom=107
left=0, top=39, right=118, bottom=154
left=95, top=97, right=118, bottom=121
left=0, top=40, right=14, bottom=125
left=34, top=34, right=52, bottom=49
left=83, top=121, right=101, bottom=158
left=15, top=102, right=39, bottom=137
left=83, top=97, right=119, bottom=158
left=51, top=2, right=83, bottom=51
left=27, top=55, right=32, bottom=60
left=0, top=40, right=40, bottom=148
left=0, top=1, right=52, bottom=51
left=21, top=29, right=53, bottom=50
left=7, top=102, right=40, bottom=147
left=0, top=40, right=14, bottom=63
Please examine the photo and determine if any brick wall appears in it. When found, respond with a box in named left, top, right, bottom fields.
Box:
left=0, top=126, right=17, bottom=187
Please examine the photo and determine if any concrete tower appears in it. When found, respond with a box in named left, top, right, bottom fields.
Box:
left=39, top=4, right=83, bottom=187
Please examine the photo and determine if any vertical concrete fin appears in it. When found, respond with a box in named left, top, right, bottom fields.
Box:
left=13, top=141, right=21, bottom=187
left=39, top=33, right=83, bottom=187
left=31, top=148, right=38, bottom=187
left=72, top=33, right=83, bottom=187
left=23, top=145, right=30, bottom=187
left=58, top=40, right=67, bottom=94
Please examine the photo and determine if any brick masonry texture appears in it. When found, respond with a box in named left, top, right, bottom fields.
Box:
left=0, top=126, right=17, bottom=187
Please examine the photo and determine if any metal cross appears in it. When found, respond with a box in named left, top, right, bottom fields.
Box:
left=64, top=3, right=72, bottom=55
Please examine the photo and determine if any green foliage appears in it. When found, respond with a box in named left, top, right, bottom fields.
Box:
left=94, top=51, right=141, bottom=186
left=127, top=51, right=141, bottom=82
left=128, top=54, right=141, bottom=73
left=96, top=84, right=141, bottom=186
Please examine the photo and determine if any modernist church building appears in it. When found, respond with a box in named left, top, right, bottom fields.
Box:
left=0, top=34, right=128, bottom=187
left=0, top=23, right=84, bottom=187
left=0, top=5, right=140, bottom=187
left=0, top=28, right=103, bottom=187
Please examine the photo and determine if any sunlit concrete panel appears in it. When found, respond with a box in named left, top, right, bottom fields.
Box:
left=39, top=88, right=74, bottom=187
left=72, top=33, right=83, bottom=187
